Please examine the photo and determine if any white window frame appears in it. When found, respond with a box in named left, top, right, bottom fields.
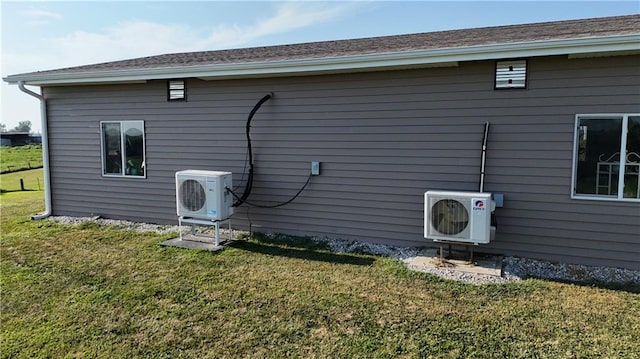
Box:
left=100, top=120, right=147, bottom=179
left=571, top=113, right=640, bottom=202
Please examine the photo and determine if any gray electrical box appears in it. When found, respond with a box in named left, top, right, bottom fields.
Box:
left=492, top=193, right=504, bottom=207
left=311, top=162, right=320, bottom=175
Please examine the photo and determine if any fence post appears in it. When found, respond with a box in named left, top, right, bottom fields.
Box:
left=20, top=179, right=25, bottom=191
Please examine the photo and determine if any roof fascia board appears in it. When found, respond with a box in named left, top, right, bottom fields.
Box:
left=5, top=34, right=639, bottom=86
left=23, top=80, right=150, bottom=87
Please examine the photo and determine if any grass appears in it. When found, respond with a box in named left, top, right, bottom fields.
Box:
left=0, top=168, right=44, bottom=193
left=1, top=192, right=639, bottom=358
left=0, top=145, right=43, bottom=173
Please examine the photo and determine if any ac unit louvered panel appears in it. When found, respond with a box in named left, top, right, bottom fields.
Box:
left=495, top=60, right=527, bottom=89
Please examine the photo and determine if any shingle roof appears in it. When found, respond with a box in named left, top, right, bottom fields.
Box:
left=5, top=14, right=639, bottom=84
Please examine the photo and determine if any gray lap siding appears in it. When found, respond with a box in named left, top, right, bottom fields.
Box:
left=44, top=54, right=640, bottom=269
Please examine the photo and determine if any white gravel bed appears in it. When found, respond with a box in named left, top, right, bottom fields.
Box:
left=315, top=236, right=513, bottom=285
left=405, top=258, right=518, bottom=285
left=317, top=236, right=640, bottom=285
left=48, top=216, right=640, bottom=286
left=502, top=256, right=640, bottom=285
left=48, top=216, right=179, bottom=234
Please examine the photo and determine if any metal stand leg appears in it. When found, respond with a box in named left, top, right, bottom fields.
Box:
left=436, top=241, right=477, bottom=265
left=214, top=221, right=220, bottom=247
left=178, top=216, right=231, bottom=246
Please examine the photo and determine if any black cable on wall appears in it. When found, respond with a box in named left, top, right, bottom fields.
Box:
left=230, top=92, right=315, bottom=210
left=233, top=92, right=273, bottom=207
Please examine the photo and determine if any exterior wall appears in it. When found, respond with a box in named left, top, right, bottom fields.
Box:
left=43, top=54, right=640, bottom=269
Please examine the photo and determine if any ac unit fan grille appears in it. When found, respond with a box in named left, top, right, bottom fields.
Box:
left=179, top=179, right=206, bottom=212
left=431, top=199, right=469, bottom=235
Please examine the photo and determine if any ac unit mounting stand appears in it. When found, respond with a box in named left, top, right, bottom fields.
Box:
left=434, top=240, right=476, bottom=264
left=178, top=216, right=232, bottom=247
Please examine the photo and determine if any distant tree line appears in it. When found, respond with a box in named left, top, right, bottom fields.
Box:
left=0, top=121, right=32, bottom=133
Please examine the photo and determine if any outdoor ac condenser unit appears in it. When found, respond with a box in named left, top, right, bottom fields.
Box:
left=424, top=190, right=493, bottom=244
left=176, top=170, right=233, bottom=220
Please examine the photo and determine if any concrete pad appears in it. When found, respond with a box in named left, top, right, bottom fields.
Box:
left=406, top=248, right=503, bottom=276
left=158, top=235, right=230, bottom=252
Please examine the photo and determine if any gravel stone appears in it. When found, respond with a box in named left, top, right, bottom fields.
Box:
left=502, top=256, right=640, bottom=285
left=48, top=216, right=178, bottom=234
left=47, top=216, right=640, bottom=286
left=311, top=236, right=421, bottom=259
left=309, top=236, right=640, bottom=286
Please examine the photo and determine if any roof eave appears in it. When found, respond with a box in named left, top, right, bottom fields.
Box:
left=4, top=34, right=639, bottom=86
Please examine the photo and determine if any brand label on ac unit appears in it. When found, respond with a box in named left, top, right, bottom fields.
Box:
left=472, top=199, right=486, bottom=211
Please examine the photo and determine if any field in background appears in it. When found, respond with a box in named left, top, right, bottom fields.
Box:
left=1, top=190, right=639, bottom=358
left=0, top=145, right=43, bottom=173
left=0, top=168, right=43, bottom=193
left=0, top=145, right=44, bottom=193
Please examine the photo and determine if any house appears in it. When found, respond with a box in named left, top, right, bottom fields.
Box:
left=0, top=131, right=40, bottom=147
left=4, top=15, right=640, bottom=269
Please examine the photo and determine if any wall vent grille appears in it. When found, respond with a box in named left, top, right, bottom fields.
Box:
left=495, top=60, right=527, bottom=89
left=168, top=80, right=186, bottom=101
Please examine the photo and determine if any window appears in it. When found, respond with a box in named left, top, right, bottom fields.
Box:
left=168, top=80, right=186, bottom=101
left=101, top=121, right=146, bottom=178
left=495, top=60, right=527, bottom=89
left=572, top=114, right=640, bottom=201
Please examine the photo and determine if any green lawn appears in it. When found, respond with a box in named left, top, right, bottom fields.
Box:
left=0, top=168, right=44, bottom=193
left=1, top=191, right=639, bottom=358
left=0, top=145, right=43, bottom=173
